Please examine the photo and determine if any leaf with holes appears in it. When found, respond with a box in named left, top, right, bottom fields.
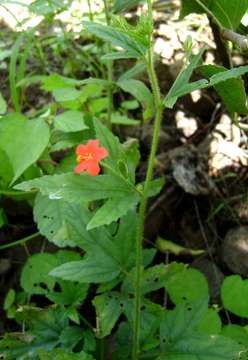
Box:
left=48, top=279, right=88, bottom=307
left=123, top=298, right=163, bottom=346
left=48, top=208, right=121, bottom=283
left=93, top=292, right=124, bottom=338
left=21, top=253, right=58, bottom=295
left=165, top=267, right=209, bottom=305
left=49, top=209, right=140, bottom=284
left=121, top=262, right=185, bottom=295
left=159, top=298, right=243, bottom=360
left=0, top=307, right=69, bottom=359
left=34, top=194, right=89, bottom=247
left=50, top=251, right=88, bottom=307
left=21, top=250, right=84, bottom=302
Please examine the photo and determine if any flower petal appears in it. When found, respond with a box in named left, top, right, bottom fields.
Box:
left=87, top=139, right=99, bottom=152
left=74, top=162, right=88, bottom=173
left=94, top=146, right=109, bottom=161
left=86, top=161, right=101, bottom=176
left=76, top=144, right=88, bottom=155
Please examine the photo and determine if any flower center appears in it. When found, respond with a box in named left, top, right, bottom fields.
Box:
left=77, top=152, right=93, bottom=163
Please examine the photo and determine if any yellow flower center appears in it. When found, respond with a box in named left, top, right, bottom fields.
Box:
left=77, top=152, right=93, bottom=163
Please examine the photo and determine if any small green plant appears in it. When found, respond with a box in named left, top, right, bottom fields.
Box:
left=1, top=0, right=248, bottom=359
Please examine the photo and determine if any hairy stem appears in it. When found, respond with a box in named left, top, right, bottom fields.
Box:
left=103, top=0, right=113, bottom=130
left=132, top=1, right=163, bottom=358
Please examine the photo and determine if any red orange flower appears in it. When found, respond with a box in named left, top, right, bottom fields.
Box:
left=74, top=139, right=108, bottom=176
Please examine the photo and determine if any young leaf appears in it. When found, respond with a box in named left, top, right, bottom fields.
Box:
left=113, top=0, right=143, bottom=13
left=164, top=59, right=248, bottom=110
left=164, top=48, right=205, bottom=108
left=53, top=88, right=83, bottom=109
left=86, top=193, right=139, bottom=230
left=0, top=116, right=50, bottom=185
left=83, top=22, right=146, bottom=58
left=54, top=110, right=88, bottom=133
left=200, top=64, right=248, bottom=113
left=111, top=113, right=140, bottom=126
left=41, top=73, right=84, bottom=91
left=102, top=50, right=138, bottom=60
left=29, top=0, right=71, bottom=16
left=208, top=64, right=248, bottom=85
left=117, top=79, right=154, bottom=121
left=118, top=62, right=146, bottom=82
left=93, top=118, right=126, bottom=171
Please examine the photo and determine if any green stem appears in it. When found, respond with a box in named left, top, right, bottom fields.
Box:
left=194, top=0, right=224, bottom=29
left=0, top=189, right=36, bottom=197
left=103, top=0, right=113, bottom=130
left=132, top=1, right=163, bottom=358
left=99, top=338, right=105, bottom=360
left=102, top=162, right=143, bottom=196
left=0, top=232, right=40, bottom=251
left=86, top=0, right=94, bottom=21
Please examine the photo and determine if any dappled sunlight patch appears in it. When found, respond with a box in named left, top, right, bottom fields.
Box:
left=175, top=110, right=198, bottom=138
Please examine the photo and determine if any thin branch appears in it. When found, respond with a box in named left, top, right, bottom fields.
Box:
left=222, top=28, right=248, bottom=51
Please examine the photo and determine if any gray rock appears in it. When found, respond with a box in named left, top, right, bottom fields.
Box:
left=222, top=226, right=248, bottom=276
